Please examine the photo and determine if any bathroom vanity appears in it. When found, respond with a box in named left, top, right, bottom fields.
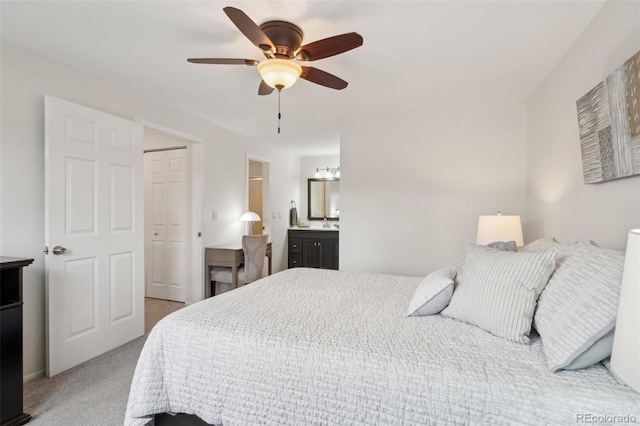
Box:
left=287, top=228, right=339, bottom=270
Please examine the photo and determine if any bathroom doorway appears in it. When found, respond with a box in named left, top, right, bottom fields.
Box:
left=248, top=158, right=269, bottom=235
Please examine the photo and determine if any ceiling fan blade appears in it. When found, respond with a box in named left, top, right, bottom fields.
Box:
left=187, top=58, right=259, bottom=66
left=300, top=67, right=348, bottom=90
left=258, top=80, right=275, bottom=96
left=297, top=32, right=363, bottom=61
left=223, top=7, right=275, bottom=52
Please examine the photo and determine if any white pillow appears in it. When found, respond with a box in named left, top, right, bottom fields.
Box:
left=520, top=236, right=561, bottom=252
left=563, top=329, right=615, bottom=370
left=524, top=241, right=625, bottom=372
left=407, top=267, right=457, bottom=316
left=441, top=243, right=556, bottom=343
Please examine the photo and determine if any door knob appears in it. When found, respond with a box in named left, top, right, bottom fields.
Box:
left=52, top=246, right=67, bottom=255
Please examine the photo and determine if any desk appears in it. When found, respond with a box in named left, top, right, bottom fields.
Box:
left=205, top=242, right=272, bottom=298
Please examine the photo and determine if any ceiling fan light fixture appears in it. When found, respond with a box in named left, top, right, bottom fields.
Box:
left=257, top=59, right=302, bottom=90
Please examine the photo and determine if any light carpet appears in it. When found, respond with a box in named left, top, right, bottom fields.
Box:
left=24, top=298, right=183, bottom=425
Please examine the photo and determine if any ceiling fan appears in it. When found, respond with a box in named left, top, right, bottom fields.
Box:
left=187, top=6, right=364, bottom=95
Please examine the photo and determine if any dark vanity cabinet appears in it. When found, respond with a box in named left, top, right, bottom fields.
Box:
left=288, top=230, right=339, bottom=270
left=1, top=257, right=33, bottom=426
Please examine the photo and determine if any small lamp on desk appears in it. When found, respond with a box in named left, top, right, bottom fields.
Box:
left=240, top=211, right=261, bottom=236
left=476, top=212, right=524, bottom=248
left=610, top=229, right=640, bottom=393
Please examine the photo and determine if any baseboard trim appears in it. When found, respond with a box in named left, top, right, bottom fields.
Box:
left=24, top=369, right=45, bottom=383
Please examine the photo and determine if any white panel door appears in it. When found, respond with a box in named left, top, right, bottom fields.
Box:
left=144, top=148, right=189, bottom=302
left=45, top=96, right=144, bottom=377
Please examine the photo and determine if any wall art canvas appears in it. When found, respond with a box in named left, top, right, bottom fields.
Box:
left=576, top=50, right=640, bottom=184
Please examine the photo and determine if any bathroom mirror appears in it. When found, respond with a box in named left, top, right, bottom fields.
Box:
left=308, top=179, right=340, bottom=220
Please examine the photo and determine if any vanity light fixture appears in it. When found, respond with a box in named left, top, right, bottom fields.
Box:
left=314, top=167, right=340, bottom=179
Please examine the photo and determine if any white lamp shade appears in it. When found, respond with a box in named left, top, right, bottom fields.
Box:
left=257, top=59, right=302, bottom=89
left=610, top=229, right=640, bottom=393
left=476, top=214, right=524, bottom=246
left=239, top=211, right=261, bottom=222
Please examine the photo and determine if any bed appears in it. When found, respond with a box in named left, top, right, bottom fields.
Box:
left=125, top=267, right=640, bottom=425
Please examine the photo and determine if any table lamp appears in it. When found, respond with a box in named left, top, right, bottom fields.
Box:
left=610, top=229, right=640, bottom=393
left=476, top=212, right=524, bottom=247
left=240, top=211, right=261, bottom=236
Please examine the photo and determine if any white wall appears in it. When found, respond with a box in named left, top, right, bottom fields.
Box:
left=299, top=154, right=340, bottom=223
left=144, top=129, right=192, bottom=151
left=527, top=0, right=640, bottom=250
left=0, top=42, right=299, bottom=380
left=340, top=103, right=528, bottom=276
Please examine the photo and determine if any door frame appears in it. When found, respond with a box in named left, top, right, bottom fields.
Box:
left=137, top=119, right=204, bottom=304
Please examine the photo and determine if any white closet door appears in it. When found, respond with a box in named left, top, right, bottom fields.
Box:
left=45, top=96, right=144, bottom=377
left=144, top=148, right=190, bottom=302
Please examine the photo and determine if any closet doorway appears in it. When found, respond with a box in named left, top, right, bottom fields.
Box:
left=143, top=130, right=192, bottom=302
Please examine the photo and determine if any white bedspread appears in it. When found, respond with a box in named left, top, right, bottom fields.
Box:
left=125, top=268, right=640, bottom=425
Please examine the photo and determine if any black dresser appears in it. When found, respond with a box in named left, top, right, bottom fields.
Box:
left=288, top=229, right=339, bottom=270
left=1, top=257, right=33, bottom=426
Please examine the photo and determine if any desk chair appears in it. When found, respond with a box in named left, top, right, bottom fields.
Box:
left=210, top=234, right=268, bottom=296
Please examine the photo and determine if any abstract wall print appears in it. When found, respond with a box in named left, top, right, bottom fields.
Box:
left=576, top=50, right=640, bottom=183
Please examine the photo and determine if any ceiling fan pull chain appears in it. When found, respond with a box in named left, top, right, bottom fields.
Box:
left=277, top=87, right=282, bottom=134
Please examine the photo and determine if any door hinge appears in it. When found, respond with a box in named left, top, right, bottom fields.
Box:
left=44, top=246, right=49, bottom=255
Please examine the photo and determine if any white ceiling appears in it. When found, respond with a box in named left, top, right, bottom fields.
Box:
left=1, top=1, right=605, bottom=156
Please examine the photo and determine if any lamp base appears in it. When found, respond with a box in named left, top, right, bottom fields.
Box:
left=609, top=229, right=640, bottom=393
left=608, top=362, right=640, bottom=393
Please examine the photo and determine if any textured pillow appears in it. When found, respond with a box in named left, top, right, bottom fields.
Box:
left=521, top=237, right=568, bottom=268
left=407, top=267, right=457, bottom=316
left=521, top=237, right=563, bottom=254
left=521, top=237, right=598, bottom=255
left=563, top=329, right=615, bottom=370
left=487, top=241, right=517, bottom=252
left=529, top=244, right=625, bottom=372
left=574, top=240, right=599, bottom=247
left=441, top=243, right=556, bottom=344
